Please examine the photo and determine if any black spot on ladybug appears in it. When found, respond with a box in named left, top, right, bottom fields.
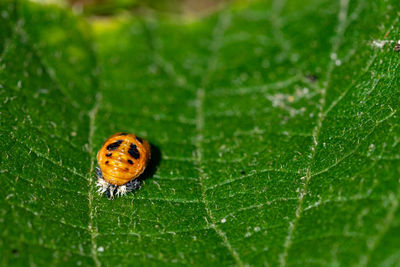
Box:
left=106, top=152, right=112, bottom=157
left=128, top=159, right=134, bottom=165
left=105, top=161, right=109, bottom=164
left=119, top=132, right=128, bottom=136
left=129, top=143, right=140, bottom=159
left=136, top=136, right=143, bottom=143
left=107, top=140, right=123, bottom=151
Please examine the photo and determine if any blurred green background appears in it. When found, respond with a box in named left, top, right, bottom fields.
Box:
left=61, top=0, right=230, bottom=16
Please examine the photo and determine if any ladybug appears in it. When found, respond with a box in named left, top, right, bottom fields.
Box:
left=95, top=132, right=151, bottom=199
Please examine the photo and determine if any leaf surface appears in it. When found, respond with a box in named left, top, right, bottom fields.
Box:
left=1, top=0, right=400, bottom=266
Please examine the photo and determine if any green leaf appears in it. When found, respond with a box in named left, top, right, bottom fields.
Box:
left=1, top=0, right=400, bottom=266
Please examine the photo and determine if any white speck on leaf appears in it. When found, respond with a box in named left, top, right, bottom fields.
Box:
left=368, top=144, right=375, bottom=152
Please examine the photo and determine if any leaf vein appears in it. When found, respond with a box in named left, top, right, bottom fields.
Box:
left=278, top=0, right=351, bottom=265
left=87, top=92, right=102, bottom=267
left=195, top=12, right=245, bottom=266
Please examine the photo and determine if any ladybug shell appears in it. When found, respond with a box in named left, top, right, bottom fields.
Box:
left=97, top=132, right=151, bottom=186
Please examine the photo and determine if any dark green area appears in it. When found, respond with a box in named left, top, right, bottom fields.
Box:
left=1, top=0, right=400, bottom=266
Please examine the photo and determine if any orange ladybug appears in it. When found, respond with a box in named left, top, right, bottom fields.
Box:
left=95, top=132, right=151, bottom=199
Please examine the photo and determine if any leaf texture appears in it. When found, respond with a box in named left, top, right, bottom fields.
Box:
left=1, top=0, right=400, bottom=266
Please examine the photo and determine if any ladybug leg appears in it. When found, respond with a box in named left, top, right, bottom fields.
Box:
left=96, top=179, right=109, bottom=194
left=116, top=185, right=127, bottom=197
left=106, top=185, right=117, bottom=200
left=114, top=180, right=141, bottom=197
